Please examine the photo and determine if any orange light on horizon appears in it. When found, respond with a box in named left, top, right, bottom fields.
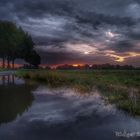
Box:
left=72, top=64, right=79, bottom=67
left=0, top=61, right=22, bottom=68
left=72, top=64, right=84, bottom=67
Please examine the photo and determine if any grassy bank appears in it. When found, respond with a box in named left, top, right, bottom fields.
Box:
left=17, top=70, right=140, bottom=115
left=0, top=68, right=7, bottom=71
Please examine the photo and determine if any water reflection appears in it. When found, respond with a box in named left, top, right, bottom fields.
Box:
left=1, top=77, right=140, bottom=140
left=0, top=75, right=34, bottom=125
left=129, top=88, right=140, bottom=105
left=31, top=86, right=117, bottom=124
left=0, top=75, right=24, bottom=85
left=0, top=86, right=138, bottom=140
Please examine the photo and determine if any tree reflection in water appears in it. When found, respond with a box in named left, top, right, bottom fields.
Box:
left=0, top=75, right=23, bottom=85
left=0, top=75, right=34, bottom=125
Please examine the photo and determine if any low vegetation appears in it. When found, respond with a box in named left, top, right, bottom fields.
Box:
left=17, top=69, right=140, bottom=116
left=0, top=68, right=8, bottom=71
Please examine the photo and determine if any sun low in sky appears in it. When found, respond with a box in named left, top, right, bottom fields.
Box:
left=84, top=51, right=90, bottom=55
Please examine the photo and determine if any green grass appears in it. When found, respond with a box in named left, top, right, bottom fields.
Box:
left=0, top=68, right=5, bottom=71
left=16, top=69, right=140, bottom=116
left=0, top=68, right=9, bottom=71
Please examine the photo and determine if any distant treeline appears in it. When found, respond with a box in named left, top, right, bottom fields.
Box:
left=55, top=64, right=139, bottom=70
left=0, top=20, right=40, bottom=68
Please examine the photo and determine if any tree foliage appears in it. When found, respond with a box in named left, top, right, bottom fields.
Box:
left=0, top=21, right=41, bottom=68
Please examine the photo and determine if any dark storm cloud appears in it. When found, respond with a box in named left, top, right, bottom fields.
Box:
left=37, top=49, right=113, bottom=65
left=109, top=40, right=134, bottom=53
left=1, top=0, right=138, bottom=19
left=76, top=12, right=135, bottom=28
left=1, top=0, right=135, bottom=27
left=0, top=0, right=75, bottom=19
left=0, top=0, right=140, bottom=66
left=128, top=32, right=140, bottom=40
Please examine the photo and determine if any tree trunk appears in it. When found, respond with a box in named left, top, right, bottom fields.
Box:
left=2, top=57, right=5, bottom=68
left=7, top=58, right=10, bottom=69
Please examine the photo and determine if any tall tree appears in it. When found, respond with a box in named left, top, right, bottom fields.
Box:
left=24, top=50, right=41, bottom=67
left=18, top=33, right=41, bottom=67
left=0, top=20, right=41, bottom=68
left=0, top=21, right=8, bottom=68
left=0, top=21, right=23, bottom=68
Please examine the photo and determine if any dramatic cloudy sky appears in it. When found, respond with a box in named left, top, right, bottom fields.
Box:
left=0, top=0, right=140, bottom=66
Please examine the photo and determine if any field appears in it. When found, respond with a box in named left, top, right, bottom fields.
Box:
left=17, top=70, right=140, bottom=116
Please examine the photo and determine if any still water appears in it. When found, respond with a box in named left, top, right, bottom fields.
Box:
left=0, top=74, right=140, bottom=140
